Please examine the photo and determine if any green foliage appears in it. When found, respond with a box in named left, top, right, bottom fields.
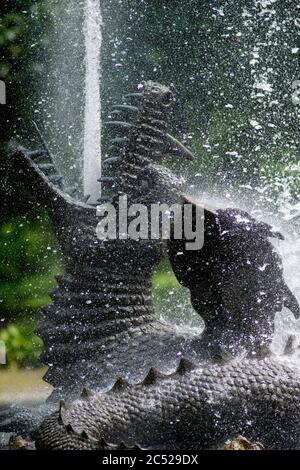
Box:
left=254, top=151, right=300, bottom=201
left=0, top=0, right=54, bottom=149
left=153, top=258, right=201, bottom=329
left=0, top=2, right=62, bottom=368
left=0, top=209, right=63, bottom=368
left=0, top=210, right=63, bottom=319
left=0, top=322, right=43, bottom=368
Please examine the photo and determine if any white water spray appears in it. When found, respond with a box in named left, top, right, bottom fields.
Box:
left=83, top=0, right=102, bottom=203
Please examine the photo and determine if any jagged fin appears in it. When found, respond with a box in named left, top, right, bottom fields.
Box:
left=143, top=368, right=164, bottom=386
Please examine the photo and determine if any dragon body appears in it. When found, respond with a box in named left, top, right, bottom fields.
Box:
left=1, top=82, right=300, bottom=448
left=36, top=356, right=300, bottom=450
left=6, top=83, right=200, bottom=403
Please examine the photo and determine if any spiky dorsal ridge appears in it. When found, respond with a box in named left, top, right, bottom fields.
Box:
left=54, top=358, right=198, bottom=449
left=58, top=403, right=95, bottom=443
left=58, top=400, right=80, bottom=437
left=109, top=359, right=198, bottom=392
left=142, top=359, right=198, bottom=386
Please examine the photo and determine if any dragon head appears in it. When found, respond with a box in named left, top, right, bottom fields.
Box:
left=6, top=81, right=194, bottom=275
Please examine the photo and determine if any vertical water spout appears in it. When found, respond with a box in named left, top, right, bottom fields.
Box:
left=83, top=0, right=102, bottom=203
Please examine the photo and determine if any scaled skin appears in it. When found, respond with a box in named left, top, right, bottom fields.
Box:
left=36, top=356, right=300, bottom=450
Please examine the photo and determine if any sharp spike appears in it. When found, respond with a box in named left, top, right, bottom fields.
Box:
left=124, top=93, right=143, bottom=99
left=112, top=104, right=139, bottom=113
left=103, top=157, right=121, bottom=166
left=108, top=110, right=122, bottom=117
left=123, top=171, right=138, bottom=180
left=104, top=121, right=133, bottom=130
left=80, top=388, right=94, bottom=399
left=176, top=358, right=196, bottom=375
left=134, top=444, right=143, bottom=450
left=59, top=399, right=66, bottom=411
left=110, top=137, right=129, bottom=146
left=100, top=438, right=111, bottom=450
left=58, top=400, right=67, bottom=425
left=163, top=133, right=195, bottom=161
left=26, top=149, right=48, bottom=160
left=81, top=430, right=89, bottom=440
left=112, top=377, right=129, bottom=392
left=83, top=195, right=90, bottom=203
left=66, top=423, right=75, bottom=434
left=143, top=368, right=163, bottom=386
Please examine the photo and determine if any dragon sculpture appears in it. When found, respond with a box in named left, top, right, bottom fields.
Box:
left=36, top=357, right=300, bottom=450
left=1, top=82, right=300, bottom=449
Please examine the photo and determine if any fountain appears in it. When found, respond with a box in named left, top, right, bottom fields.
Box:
left=35, top=0, right=103, bottom=199
left=2, top=0, right=300, bottom=451
left=83, top=0, right=102, bottom=203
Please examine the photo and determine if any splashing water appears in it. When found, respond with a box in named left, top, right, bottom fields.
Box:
left=36, top=0, right=85, bottom=189
left=271, top=184, right=300, bottom=357
left=83, top=0, right=102, bottom=203
left=187, top=181, right=300, bottom=359
left=33, top=1, right=300, bottom=356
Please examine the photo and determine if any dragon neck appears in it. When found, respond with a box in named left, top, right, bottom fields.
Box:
left=31, top=83, right=191, bottom=399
